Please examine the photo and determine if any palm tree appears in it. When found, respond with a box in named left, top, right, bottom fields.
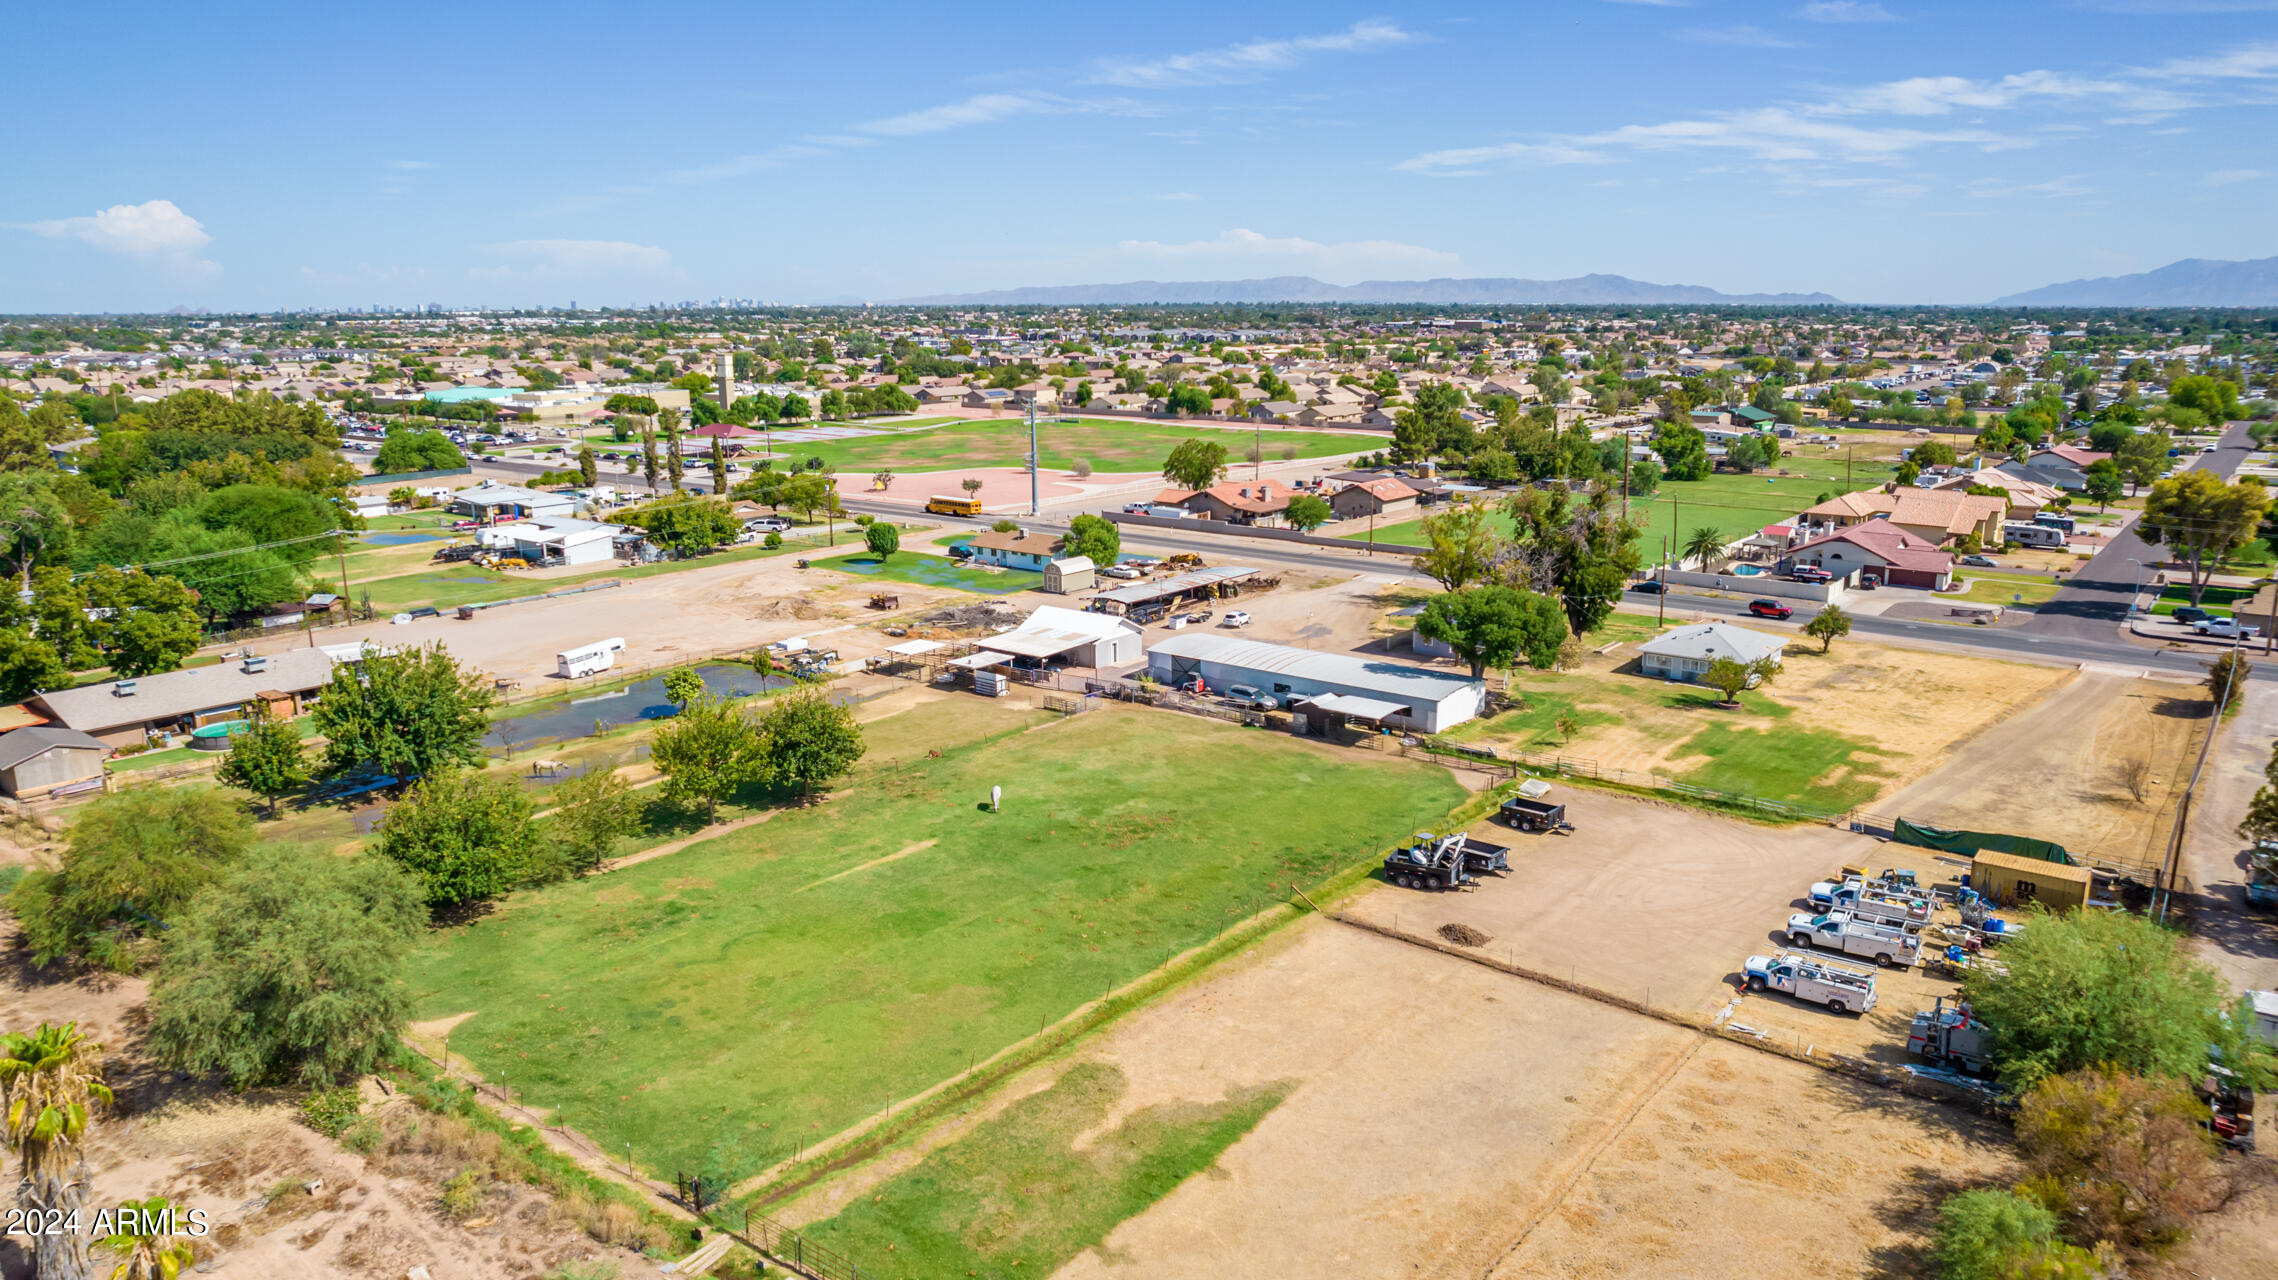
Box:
left=97, top=1196, right=195, bottom=1280
left=1, top=1022, right=114, bottom=1280
left=1682, top=525, right=1725, bottom=571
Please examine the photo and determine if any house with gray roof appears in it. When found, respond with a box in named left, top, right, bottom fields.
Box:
left=28, top=648, right=337, bottom=747
left=0, top=726, right=109, bottom=798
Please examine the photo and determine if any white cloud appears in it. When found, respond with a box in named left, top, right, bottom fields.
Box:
left=1399, top=108, right=2011, bottom=174
left=26, top=199, right=213, bottom=259
left=2205, top=167, right=2268, bottom=185
left=1088, top=19, right=1415, bottom=88
left=388, top=159, right=433, bottom=170
left=1799, top=1, right=1897, bottom=19
left=1677, top=24, right=1802, bottom=47
left=855, top=92, right=1149, bottom=137
left=1962, top=174, right=2093, bottom=199
left=2136, top=40, right=2278, bottom=80
left=668, top=143, right=830, bottom=183
left=1111, top=228, right=1463, bottom=281
left=485, top=239, right=672, bottom=275
left=1825, top=69, right=2176, bottom=115
left=1395, top=140, right=1612, bottom=174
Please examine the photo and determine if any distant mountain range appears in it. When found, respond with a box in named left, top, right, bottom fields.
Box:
left=887, top=274, right=1843, bottom=307
left=1993, top=255, right=2278, bottom=307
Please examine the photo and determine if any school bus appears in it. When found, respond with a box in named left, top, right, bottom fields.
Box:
left=925, top=494, right=984, bottom=516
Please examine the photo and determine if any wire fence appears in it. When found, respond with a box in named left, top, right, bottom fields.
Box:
left=707, top=1201, right=873, bottom=1280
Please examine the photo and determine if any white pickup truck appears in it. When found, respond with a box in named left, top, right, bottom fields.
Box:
left=1744, top=951, right=1878, bottom=1015
left=2194, top=618, right=2261, bottom=640
left=1786, top=911, right=1919, bottom=967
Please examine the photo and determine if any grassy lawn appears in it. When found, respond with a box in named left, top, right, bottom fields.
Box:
left=795, top=1062, right=1286, bottom=1278
left=2150, top=582, right=2261, bottom=619
left=352, top=526, right=859, bottom=612
left=406, top=707, right=1465, bottom=1181
left=1373, top=452, right=1897, bottom=558
left=1668, top=720, right=1894, bottom=812
left=808, top=549, right=1039, bottom=595
left=756, top=416, right=1360, bottom=475
left=1953, top=575, right=2063, bottom=608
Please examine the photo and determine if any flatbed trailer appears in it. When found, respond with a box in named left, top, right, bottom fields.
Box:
left=1498, top=796, right=1573, bottom=834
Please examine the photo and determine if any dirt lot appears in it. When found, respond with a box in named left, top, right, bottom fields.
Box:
left=1340, top=787, right=1895, bottom=1019
left=0, top=951, right=656, bottom=1280
left=1878, top=670, right=2207, bottom=869
left=1486, top=1037, right=2016, bottom=1280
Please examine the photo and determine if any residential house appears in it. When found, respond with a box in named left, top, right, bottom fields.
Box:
left=1929, top=467, right=2061, bottom=519
left=1636, top=623, right=1787, bottom=685
left=1157, top=480, right=1296, bottom=525
left=1249, top=400, right=1303, bottom=422
left=1787, top=521, right=1955, bottom=590
left=450, top=482, right=579, bottom=522
left=962, top=387, right=1015, bottom=411
left=2008, top=444, right=2110, bottom=491
left=28, top=649, right=337, bottom=749
left=1798, top=487, right=2006, bottom=548
left=1329, top=476, right=1421, bottom=521
left=963, top=527, right=1064, bottom=571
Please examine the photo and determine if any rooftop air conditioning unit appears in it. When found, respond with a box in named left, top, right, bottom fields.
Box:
left=242, top=656, right=268, bottom=673
left=113, top=680, right=137, bottom=697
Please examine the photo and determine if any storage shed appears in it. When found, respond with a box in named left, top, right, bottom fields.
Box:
left=1145, top=633, right=1485, bottom=732
left=0, top=727, right=109, bottom=799
left=1042, top=556, right=1096, bottom=594
left=1970, top=850, right=2092, bottom=913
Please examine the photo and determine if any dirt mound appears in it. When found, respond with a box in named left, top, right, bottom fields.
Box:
left=749, top=595, right=826, bottom=621
left=1437, top=923, right=1493, bottom=948
left=915, top=602, right=1026, bottom=634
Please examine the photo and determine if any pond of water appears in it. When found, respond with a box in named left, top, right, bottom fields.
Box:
left=485, top=663, right=788, bottom=746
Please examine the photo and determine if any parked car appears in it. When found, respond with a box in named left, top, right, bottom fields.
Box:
left=1222, top=684, right=1278, bottom=711
left=1959, top=554, right=1998, bottom=568
left=2194, top=618, right=2260, bottom=640
left=2172, top=606, right=2213, bottom=625
left=1123, top=555, right=1162, bottom=568
left=1788, top=566, right=1832, bottom=584
left=1748, top=598, right=1795, bottom=620
left=1222, top=610, right=1252, bottom=627
left=1099, top=563, right=1142, bottom=579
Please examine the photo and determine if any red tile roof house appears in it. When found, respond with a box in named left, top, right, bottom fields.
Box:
left=1155, top=480, right=1296, bottom=526
left=1788, top=520, right=1955, bottom=590
left=1329, top=475, right=1421, bottom=521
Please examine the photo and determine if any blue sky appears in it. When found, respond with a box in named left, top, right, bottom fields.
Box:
left=5, top=0, right=2275, bottom=311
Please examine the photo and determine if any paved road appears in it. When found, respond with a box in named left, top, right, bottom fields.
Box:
left=2021, top=419, right=2256, bottom=641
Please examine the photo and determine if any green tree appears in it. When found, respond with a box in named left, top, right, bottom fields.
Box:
left=1703, top=656, right=1779, bottom=706
left=79, top=567, right=202, bottom=677
left=215, top=709, right=309, bottom=817
left=1652, top=423, right=1711, bottom=481
left=546, top=760, right=641, bottom=875
left=0, top=1022, right=113, bottom=1280
left=577, top=443, right=598, bottom=487
left=1724, top=435, right=1772, bottom=473
left=148, top=844, right=424, bottom=1087
left=2139, top=470, right=2269, bottom=605
left=1392, top=381, right=1467, bottom=460
left=651, top=692, right=768, bottom=821
left=1682, top=525, right=1725, bottom=570
left=8, top=788, right=253, bottom=969
left=2167, top=373, right=2241, bottom=422
left=1911, top=439, right=1959, bottom=468
left=2114, top=431, right=2166, bottom=494
left=2081, top=458, right=2123, bottom=511
left=311, top=644, right=495, bottom=780
left=376, top=770, right=541, bottom=908
left=1414, top=585, right=1568, bottom=678
left=1895, top=460, right=1921, bottom=486
left=1064, top=513, right=1121, bottom=564
left=1803, top=603, right=1852, bottom=653
left=372, top=429, right=465, bottom=473
left=1284, top=493, right=1333, bottom=532
left=1960, top=907, right=2269, bottom=1088
left=622, top=495, right=741, bottom=557
left=1502, top=483, right=1642, bottom=636
left=1161, top=439, right=1230, bottom=491
left=1413, top=504, right=1503, bottom=592
left=1930, top=1189, right=2095, bottom=1280
left=95, top=1195, right=198, bottom=1280
left=1165, top=384, right=1211, bottom=416
left=2014, top=1067, right=2219, bottom=1253
left=759, top=685, right=866, bottom=802
left=662, top=667, right=705, bottom=708
left=865, top=521, right=900, bottom=561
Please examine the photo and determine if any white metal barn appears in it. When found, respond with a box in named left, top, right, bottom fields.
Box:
left=1144, top=634, right=1486, bottom=733
left=978, top=606, right=1144, bottom=669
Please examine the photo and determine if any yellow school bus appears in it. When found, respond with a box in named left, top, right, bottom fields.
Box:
left=925, top=494, right=984, bottom=516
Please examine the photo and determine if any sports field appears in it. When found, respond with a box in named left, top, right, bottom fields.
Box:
left=757, top=416, right=1361, bottom=475
left=1369, top=449, right=1899, bottom=561
left=406, top=703, right=1467, bottom=1179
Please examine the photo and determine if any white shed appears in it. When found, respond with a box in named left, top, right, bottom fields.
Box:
left=1042, top=556, right=1097, bottom=594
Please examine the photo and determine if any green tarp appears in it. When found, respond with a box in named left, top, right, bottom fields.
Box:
left=1893, top=818, right=2073, bottom=866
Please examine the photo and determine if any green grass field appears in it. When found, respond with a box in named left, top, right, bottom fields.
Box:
left=1374, top=450, right=1898, bottom=560
left=808, top=549, right=1039, bottom=595
left=759, top=416, right=1361, bottom=476
left=407, top=706, right=1465, bottom=1180
left=1954, top=574, right=2063, bottom=608
left=795, top=1062, right=1286, bottom=1278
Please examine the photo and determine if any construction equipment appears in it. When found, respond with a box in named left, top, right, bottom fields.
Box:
left=1786, top=910, right=1920, bottom=967
left=1384, top=830, right=1509, bottom=891
left=868, top=592, right=901, bottom=610
left=1906, top=996, right=1993, bottom=1073
left=1163, top=552, right=1205, bottom=570
left=1743, top=950, right=1878, bottom=1015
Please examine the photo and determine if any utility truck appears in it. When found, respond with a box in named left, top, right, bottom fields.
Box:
left=1743, top=951, right=1878, bottom=1015
left=1786, top=911, right=1919, bottom=967
left=1906, top=996, right=1993, bottom=1073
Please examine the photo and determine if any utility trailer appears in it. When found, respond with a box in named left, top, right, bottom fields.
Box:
left=1743, top=950, right=1879, bottom=1015
left=1382, top=831, right=1508, bottom=890
left=1498, top=796, right=1573, bottom=834
left=1906, top=996, right=1993, bottom=1073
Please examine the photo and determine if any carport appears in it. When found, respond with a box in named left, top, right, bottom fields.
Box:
left=1087, top=566, right=1262, bottom=620
left=1294, top=692, right=1413, bottom=742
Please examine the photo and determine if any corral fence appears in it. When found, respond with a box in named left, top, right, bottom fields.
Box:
left=702, top=1196, right=874, bottom=1280
left=1402, top=742, right=1848, bottom=823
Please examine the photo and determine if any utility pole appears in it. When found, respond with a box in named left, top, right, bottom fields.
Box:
left=1620, top=439, right=1630, bottom=522
left=1657, top=535, right=1668, bottom=627
left=2158, top=627, right=2246, bottom=922
left=1027, top=396, right=1040, bottom=518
